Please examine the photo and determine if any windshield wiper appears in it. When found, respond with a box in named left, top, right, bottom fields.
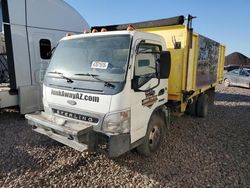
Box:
left=74, top=73, right=115, bottom=88
left=48, top=71, right=74, bottom=83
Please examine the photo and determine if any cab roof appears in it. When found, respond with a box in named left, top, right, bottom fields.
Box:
left=61, top=30, right=163, bottom=42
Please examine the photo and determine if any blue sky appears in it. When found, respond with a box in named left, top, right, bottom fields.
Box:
left=65, top=0, right=250, bottom=57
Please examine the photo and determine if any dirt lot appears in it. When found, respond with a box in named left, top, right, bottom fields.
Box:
left=0, top=85, right=249, bottom=187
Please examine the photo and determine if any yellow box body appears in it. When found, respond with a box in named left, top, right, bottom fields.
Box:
left=139, top=25, right=225, bottom=112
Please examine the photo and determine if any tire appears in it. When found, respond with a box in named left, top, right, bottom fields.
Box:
left=224, top=78, right=230, bottom=87
left=207, top=89, right=215, bottom=105
left=137, top=113, right=165, bottom=157
left=196, top=94, right=208, bottom=118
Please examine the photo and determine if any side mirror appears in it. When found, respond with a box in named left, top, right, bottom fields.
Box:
left=159, top=51, right=171, bottom=79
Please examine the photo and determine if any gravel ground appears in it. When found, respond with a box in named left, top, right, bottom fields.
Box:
left=0, top=85, right=249, bottom=187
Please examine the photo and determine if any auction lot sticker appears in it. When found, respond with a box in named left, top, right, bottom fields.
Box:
left=91, top=61, right=109, bottom=69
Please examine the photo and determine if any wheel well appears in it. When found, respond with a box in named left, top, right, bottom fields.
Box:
left=151, top=105, right=169, bottom=128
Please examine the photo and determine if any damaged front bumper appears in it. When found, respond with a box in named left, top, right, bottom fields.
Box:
left=25, top=112, right=95, bottom=152
left=25, top=112, right=131, bottom=157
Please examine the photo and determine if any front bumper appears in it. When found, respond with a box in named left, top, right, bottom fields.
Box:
left=25, top=112, right=131, bottom=157
left=25, top=112, right=94, bottom=152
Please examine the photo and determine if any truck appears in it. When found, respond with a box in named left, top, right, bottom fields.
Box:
left=0, top=0, right=89, bottom=114
left=26, top=15, right=225, bottom=157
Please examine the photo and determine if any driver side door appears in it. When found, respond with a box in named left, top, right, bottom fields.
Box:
left=130, top=42, right=162, bottom=143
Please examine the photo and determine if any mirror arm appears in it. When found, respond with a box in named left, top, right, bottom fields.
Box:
left=135, top=40, right=146, bottom=54
left=156, top=59, right=161, bottom=79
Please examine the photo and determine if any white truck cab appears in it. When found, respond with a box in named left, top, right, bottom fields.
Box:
left=26, top=30, right=171, bottom=157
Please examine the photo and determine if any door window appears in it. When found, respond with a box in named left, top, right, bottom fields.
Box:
left=135, top=53, right=157, bottom=77
left=134, top=43, right=161, bottom=77
left=231, top=69, right=239, bottom=75
left=239, top=70, right=250, bottom=77
left=39, top=39, right=51, bottom=59
left=134, top=43, right=161, bottom=88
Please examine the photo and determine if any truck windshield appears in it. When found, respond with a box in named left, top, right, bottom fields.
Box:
left=47, top=35, right=131, bottom=82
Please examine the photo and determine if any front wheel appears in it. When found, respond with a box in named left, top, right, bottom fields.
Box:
left=137, top=113, right=165, bottom=156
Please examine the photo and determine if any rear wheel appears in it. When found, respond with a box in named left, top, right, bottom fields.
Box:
left=224, top=78, right=230, bottom=87
left=137, top=113, right=165, bottom=156
left=196, top=94, right=208, bottom=118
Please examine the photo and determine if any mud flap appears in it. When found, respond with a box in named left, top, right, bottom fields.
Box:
left=108, top=133, right=130, bottom=158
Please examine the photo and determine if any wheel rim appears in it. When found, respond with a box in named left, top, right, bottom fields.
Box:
left=149, top=125, right=161, bottom=150
left=224, top=79, right=230, bottom=86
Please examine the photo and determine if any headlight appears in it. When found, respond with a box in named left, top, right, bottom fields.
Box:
left=102, top=109, right=130, bottom=134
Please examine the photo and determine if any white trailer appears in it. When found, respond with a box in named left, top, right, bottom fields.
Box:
left=0, top=0, right=89, bottom=114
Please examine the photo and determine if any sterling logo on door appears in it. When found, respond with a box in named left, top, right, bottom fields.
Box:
left=51, top=89, right=99, bottom=103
